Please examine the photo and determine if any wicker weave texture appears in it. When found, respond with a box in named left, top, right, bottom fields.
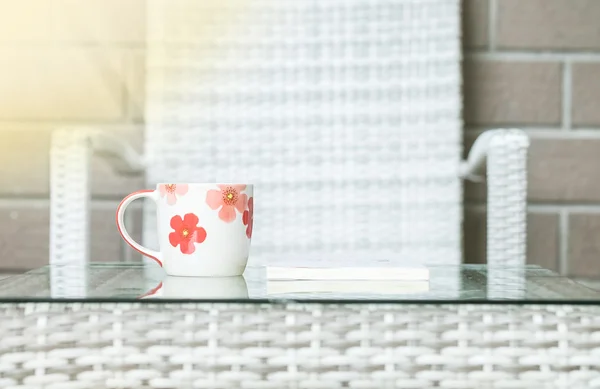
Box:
left=143, top=0, right=463, bottom=266
left=486, top=130, right=529, bottom=267
left=49, top=129, right=91, bottom=268
left=1, top=303, right=599, bottom=388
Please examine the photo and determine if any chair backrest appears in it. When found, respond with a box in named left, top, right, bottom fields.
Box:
left=143, top=0, right=462, bottom=266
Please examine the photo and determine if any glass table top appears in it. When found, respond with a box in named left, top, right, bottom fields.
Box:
left=0, top=263, right=599, bottom=303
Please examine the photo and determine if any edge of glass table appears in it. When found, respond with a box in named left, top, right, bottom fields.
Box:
left=0, top=263, right=599, bottom=304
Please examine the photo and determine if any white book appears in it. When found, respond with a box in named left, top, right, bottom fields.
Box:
left=267, top=280, right=429, bottom=295
left=266, top=265, right=429, bottom=281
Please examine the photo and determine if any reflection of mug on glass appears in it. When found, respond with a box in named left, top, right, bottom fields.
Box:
left=117, top=183, right=254, bottom=277
left=140, top=276, right=249, bottom=299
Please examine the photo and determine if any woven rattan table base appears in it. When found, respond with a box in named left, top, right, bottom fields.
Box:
left=1, top=303, right=599, bottom=388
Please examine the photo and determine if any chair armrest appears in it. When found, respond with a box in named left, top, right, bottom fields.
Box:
left=461, top=129, right=530, bottom=266
left=459, top=131, right=496, bottom=182
left=49, top=128, right=144, bottom=265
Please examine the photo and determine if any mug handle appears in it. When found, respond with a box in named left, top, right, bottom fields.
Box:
left=116, top=189, right=162, bottom=267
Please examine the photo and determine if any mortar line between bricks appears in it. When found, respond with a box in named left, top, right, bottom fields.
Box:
left=530, top=204, right=600, bottom=213
left=5, top=200, right=598, bottom=215
left=466, top=52, right=600, bottom=62
left=0, top=196, right=64, bottom=202
left=488, top=0, right=497, bottom=52
left=122, top=53, right=131, bottom=122
left=562, top=61, right=572, bottom=131
left=465, top=128, right=600, bottom=138
left=0, top=198, right=142, bottom=209
left=0, top=43, right=146, bottom=50
left=559, top=209, right=569, bottom=276
left=465, top=204, right=600, bottom=213
left=0, top=199, right=49, bottom=208
left=0, top=119, right=143, bottom=127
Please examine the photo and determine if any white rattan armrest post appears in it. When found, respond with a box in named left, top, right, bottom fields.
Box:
left=461, top=129, right=530, bottom=266
left=50, top=129, right=92, bottom=267
left=487, top=130, right=529, bottom=267
left=50, top=129, right=145, bottom=267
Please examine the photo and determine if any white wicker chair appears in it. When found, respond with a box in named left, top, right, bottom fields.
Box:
left=49, top=0, right=529, bottom=269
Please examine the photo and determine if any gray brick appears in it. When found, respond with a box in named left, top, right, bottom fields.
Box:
left=0, top=127, right=145, bottom=199
left=463, top=0, right=489, bottom=50
left=497, top=0, right=600, bottom=51
left=526, top=213, right=560, bottom=272
left=91, top=205, right=143, bottom=263
left=0, top=49, right=124, bottom=120
left=0, top=205, right=50, bottom=269
left=528, top=138, right=600, bottom=203
left=572, top=63, right=600, bottom=127
left=0, top=128, right=50, bottom=196
left=54, top=0, right=146, bottom=44
left=465, top=136, right=600, bottom=203
left=0, top=202, right=143, bottom=270
left=126, top=51, right=145, bottom=122
left=464, top=207, right=486, bottom=264
left=464, top=60, right=562, bottom=126
left=0, top=0, right=52, bottom=43
left=569, top=214, right=600, bottom=278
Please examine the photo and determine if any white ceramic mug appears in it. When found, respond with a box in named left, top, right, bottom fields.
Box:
left=117, top=183, right=254, bottom=277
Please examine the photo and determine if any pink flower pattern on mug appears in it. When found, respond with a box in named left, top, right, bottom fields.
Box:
left=243, top=197, right=254, bottom=239
left=159, top=184, right=189, bottom=205
left=169, top=213, right=207, bottom=255
left=206, top=185, right=248, bottom=223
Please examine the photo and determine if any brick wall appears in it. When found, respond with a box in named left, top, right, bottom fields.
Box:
left=463, top=0, right=600, bottom=277
left=0, top=0, right=146, bottom=268
left=1, top=1, right=599, bottom=275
